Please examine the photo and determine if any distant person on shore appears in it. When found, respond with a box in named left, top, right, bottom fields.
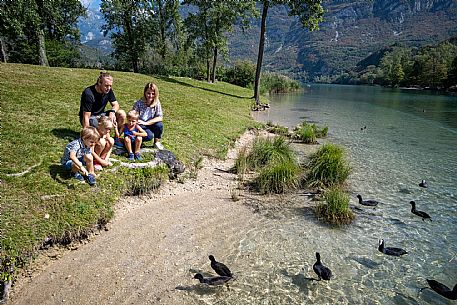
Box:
left=79, top=71, right=126, bottom=129
left=116, top=110, right=147, bottom=161
left=132, top=82, right=165, bottom=150
left=61, top=127, right=99, bottom=186
left=93, top=116, right=114, bottom=170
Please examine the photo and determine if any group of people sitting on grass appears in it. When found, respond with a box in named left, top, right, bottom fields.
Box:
left=60, top=72, right=165, bottom=185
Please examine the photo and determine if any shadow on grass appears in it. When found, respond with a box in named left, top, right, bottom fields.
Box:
left=156, top=76, right=252, bottom=100
left=51, top=128, right=79, bottom=142
left=49, top=164, right=77, bottom=189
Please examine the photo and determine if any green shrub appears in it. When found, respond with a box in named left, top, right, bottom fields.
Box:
left=315, top=126, right=328, bottom=138
left=307, top=143, right=351, bottom=188
left=255, top=158, right=301, bottom=194
left=295, top=124, right=317, bottom=144
left=243, top=136, right=295, bottom=172
left=221, top=60, right=256, bottom=87
left=293, top=120, right=328, bottom=142
left=315, top=187, right=355, bottom=225
left=265, top=122, right=290, bottom=136
left=124, top=165, right=169, bottom=196
left=259, top=72, right=301, bottom=94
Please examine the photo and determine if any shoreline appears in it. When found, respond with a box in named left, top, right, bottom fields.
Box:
left=9, top=128, right=322, bottom=305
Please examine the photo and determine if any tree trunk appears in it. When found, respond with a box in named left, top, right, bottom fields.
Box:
left=123, top=12, right=138, bottom=73
left=211, top=46, right=218, bottom=83
left=254, top=0, right=269, bottom=105
left=158, top=0, right=167, bottom=60
left=37, top=28, right=49, bottom=66
left=0, top=37, right=8, bottom=63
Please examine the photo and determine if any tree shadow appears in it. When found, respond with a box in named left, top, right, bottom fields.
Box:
left=51, top=128, right=79, bottom=142
left=155, top=75, right=252, bottom=99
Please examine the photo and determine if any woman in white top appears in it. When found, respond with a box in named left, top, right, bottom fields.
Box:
left=132, top=82, right=164, bottom=150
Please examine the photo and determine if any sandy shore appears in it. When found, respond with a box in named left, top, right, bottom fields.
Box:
left=9, top=129, right=321, bottom=305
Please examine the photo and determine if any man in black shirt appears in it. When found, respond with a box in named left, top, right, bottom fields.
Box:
left=79, top=72, right=125, bottom=128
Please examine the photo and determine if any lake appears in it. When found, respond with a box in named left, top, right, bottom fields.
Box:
left=194, top=85, right=456, bottom=304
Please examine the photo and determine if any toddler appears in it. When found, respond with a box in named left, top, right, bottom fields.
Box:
left=93, top=116, right=114, bottom=170
left=61, top=127, right=100, bottom=186
left=116, top=110, right=147, bottom=161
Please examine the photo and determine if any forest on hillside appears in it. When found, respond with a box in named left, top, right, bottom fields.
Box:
left=1, top=0, right=456, bottom=91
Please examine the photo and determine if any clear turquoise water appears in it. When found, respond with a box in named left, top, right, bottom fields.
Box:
left=192, top=85, right=457, bottom=304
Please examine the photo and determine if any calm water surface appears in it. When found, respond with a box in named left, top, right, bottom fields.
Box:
left=194, top=85, right=457, bottom=304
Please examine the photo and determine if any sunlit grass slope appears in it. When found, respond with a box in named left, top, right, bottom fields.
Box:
left=0, top=63, right=259, bottom=259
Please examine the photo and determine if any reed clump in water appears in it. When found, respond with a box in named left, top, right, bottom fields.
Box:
left=315, top=186, right=355, bottom=225
left=293, top=120, right=328, bottom=144
left=124, top=165, right=169, bottom=196
left=306, top=143, right=351, bottom=188
left=255, top=158, right=301, bottom=194
left=235, top=136, right=301, bottom=194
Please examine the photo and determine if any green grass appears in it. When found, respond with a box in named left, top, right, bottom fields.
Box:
left=314, top=187, right=355, bottom=225
left=236, top=136, right=295, bottom=173
left=255, top=158, right=301, bottom=194
left=306, top=143, right=351, bottom=188
left=234, top=136, right=301, bottom=194
left=0, top=63, right=261, bottom=262
left=293, top=120, right=328, bottom=143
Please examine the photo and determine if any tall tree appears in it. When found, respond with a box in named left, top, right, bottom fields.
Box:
left=253, top=1, right=324, bottom=104
left=0, top=0, right=85, bottom=65
left=183, top=0, right=256, bottom=83
left=101, top=0, right=149, bottom=72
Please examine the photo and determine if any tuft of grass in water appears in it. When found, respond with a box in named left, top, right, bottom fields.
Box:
left=293, top=120, right=328, bottom=143
left=295, top=124, right=317, bottom=144
left=314, top=187, right=355, bottom=225
left=239, top=136, right=295, bottom=173
left=123, top=165, right=169, bottom=196
left=265, top=121, right=290, bottom=137
left=306, top=143, right=351, bottom=188
left=234, top=136, right=300, bottom=194
left=255, top=158, right=301, bottom=194
left=234, top=147, right=249, bottom=180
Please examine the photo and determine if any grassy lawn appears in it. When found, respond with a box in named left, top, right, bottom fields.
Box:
left=0, top=63, right=262, bottom=262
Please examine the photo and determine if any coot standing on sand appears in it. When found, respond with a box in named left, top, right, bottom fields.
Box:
left=313, top=252, right=333, bottom=281
left=378, top=239, right=407, bottom=257
left=209, top=255, right=233, bottom=277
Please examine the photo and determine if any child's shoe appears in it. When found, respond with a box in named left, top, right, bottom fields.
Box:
left=72, top=172, right=85, bottom=183
left=154, top=142, right=164, bottom=150
left=86, top=173, right=96, bottom=186
left=134, top=153, right=142, bottom=161
left=128, top=153, right=135, bottom=161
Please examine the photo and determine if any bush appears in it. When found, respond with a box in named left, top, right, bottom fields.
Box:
left=293, top=120, right=328, bottom=143
left=255, top=158, right=301, bottom=194
left=124, top=165, right=169, bottom=196
left=294, top=124, right=317, bottom=144
left=222, top=60, right=256, bottom=87
left=307, top=143, right=351, bottom=188
left=259, top=72, right=301, bottom=94
left=314, top=187, right=355, bottom=225
left=241, top=136, right=295, bottom=172
left=265, top=122, right=290, bottom=136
